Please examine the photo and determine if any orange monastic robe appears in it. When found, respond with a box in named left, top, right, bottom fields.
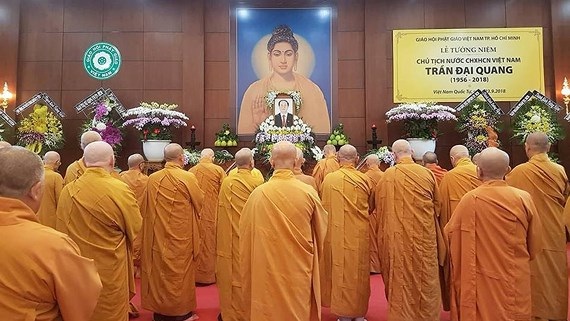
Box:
left=445, top=180, right=543, bottom=321
left=189, top=158, right=226, bottom=284
left=365, top=168, right=384, bottom=273
left=142, top=162, right=204, bottom=317
left=312, top=155, right=340, bottom=194
left=63, top=158, right=87, bottom=185
left=37, top=165, right=64, bottom=228
left=321, top=165, right=373, bottom=317
left=216, top=169, right=263, bottom=321
left=56, top=168, right=142, bottom=321
left=240, top=169, right=328, bottom=321
left=376, top=156, right=442, bottom=321
left=229, top=167, right=264, bottom=184
left=425, top=163, right=448, bottom=184
left=0, top=197, right=102, bottom=321
left=294, top=168, right=318, bottom=190
left=505, top=153, right=570, bottom=320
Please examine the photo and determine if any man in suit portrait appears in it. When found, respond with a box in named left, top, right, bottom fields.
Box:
left=275, top=99, right=294, bottom=128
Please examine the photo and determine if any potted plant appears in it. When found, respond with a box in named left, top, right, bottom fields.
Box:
left=123, top=102, right=189, bottom=161
left=386, top=102, right=456, bottom=160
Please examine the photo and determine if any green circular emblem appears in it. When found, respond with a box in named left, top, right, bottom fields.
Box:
left=83, top=42, right=121, bottom=80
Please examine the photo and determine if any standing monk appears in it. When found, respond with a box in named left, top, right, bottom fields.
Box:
left=312, top=144, right=340, bottom=194
left=240, top=141, right=328, bottom=321
left=364, top=154, right=384, bottom=273
left=505, top=132, right=569, bottom=321
left=321, top=145, right=373, bottom=321
left=142, top=143, right=204, bottom=321
left=438, top=145, right=481, bottom=310
left=376, top=140, right=442, bottom=321
left=446, top=147, right=543, bottom=321
left=0, top=147, right=102, bottom=320
left=294, top=147, right=318, bottom=190
left=56, top=141, right=142, bottom=321
left=63, top=130, right=101, bottom=185
left=423, top=151, right=447, bottom=184
left=37, top=151, right=64, bottom=228
left=217, top=148, right=263, bottom=321
left=189, top=148, right=226, bottom=284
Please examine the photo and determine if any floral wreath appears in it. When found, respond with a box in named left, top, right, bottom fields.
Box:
left=17, top=104, right=64, bottom=155
left=511, top=98, right=564, bottom=143
left=264, top=91, right=302, bottom=114
left=81, top=98, right=124, bottom=152
left=456, top=99, right=502, bottom=155
left=0, top=122, right=4, bottom=141
left=254, top=114, right=315, bottom=161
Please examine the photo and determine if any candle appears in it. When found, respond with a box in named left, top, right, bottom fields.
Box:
left=372, top=124, right=376, bottom=129
left=191, top=125, right=196, bottom=130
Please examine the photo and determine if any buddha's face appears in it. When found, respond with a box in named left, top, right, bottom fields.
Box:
left=269, top=42, right=298, bottom=75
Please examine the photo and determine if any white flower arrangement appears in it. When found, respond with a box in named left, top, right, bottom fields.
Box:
left=386, top=102, right=457, bottom=139
left=254, top=115, right=316, bottom=158
left=311, top=146, right=324, bottom=161
left=363, top=146, right=395, bottom=167
left=123, top=102, right=189, bottom=140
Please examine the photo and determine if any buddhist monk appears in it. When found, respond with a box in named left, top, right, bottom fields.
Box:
left=472, top=152, right=481, bottom=165
left=142, top=143, right=204, bottom=321
left=217, top=148, right=264, bottom=321
left=0, top=146, right=102, bottom=320
left=228, top=166, right=264, bottom=184
left=364, top=154, right=384, bottom=273
left=423, top=151, right=447, bottom=184
left=446, top=147, right=543, bottom=321
left=312, top=144, right=340, bottom=194
left=0, top=140, right=11, bottom=148
left=294, top=147, right=317, bottom=190
left=240, top=141, right=328, bottom=321
left=63, top=130, right=102, bottom=184
left=189, top=148, right=227, bottom=284
left=321, top=144, right=373, bottom=321
left=56, top=141, right=142, bottom=321
left=505, top=132, right=569, bottom=321
left=376, top=139, right=442, bottom=321
left=37, top=151, right=63, bottom=228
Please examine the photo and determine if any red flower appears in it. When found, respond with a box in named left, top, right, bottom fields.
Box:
left=154, top=128, right=161, bottom=134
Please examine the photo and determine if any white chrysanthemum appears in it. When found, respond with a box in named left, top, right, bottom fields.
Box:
left=530, top=115, right=541, bottom=123
left=96, top=122, right=107, bottom=131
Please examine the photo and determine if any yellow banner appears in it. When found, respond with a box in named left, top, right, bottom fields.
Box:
left=393, top=27, right=544, bottom=102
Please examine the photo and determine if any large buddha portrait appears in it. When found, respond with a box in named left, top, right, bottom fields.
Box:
left=235, top=8, right=332, bottom=135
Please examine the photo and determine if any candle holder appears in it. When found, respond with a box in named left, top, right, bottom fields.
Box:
left=186, top=125, right=201, bottom=150
left=366, top=124, right=381, bottom=149
left=561, top=77, right=570, bottom=115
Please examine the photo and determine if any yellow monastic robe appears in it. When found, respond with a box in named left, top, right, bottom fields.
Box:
left=37, top=165, right=63, bottom=228
left=189, top=158, right=226, bottom=284
left=321, top=164, right=373, bottom=317
left=63, top=158, right=86, bottom=185
left=312, top=155, right=340, bottom=194
left=141, top=162, right=204, bottom=317
left=0, top=197, right=102, bottom=321
left=445, top=180, right=543, bottom=321
left=229, top=167, right=264, bottom=184
left=240, top=169, right=328, bottom=321
left=294, top=168, right=318, bottom=190
left=365, top=168, right=384, bottom=274
left=56, top=168, right=142, bottom=321
left=425, top=163, right=448, bottom=185
left=505, top=153, right=570, bottom=320
left=216, top=169, right=263, bottom=321
left=376, top=156, right=442, bottom=321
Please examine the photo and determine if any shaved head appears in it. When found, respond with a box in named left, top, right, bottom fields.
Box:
left=201, top=148, right=215, bottom=159
left=127, top=153, right=145, bottom=169
left=366, top=154, right=380, bottom=167
left=422, top=151, right=438, bottom=165
left=270, top=141, right=297, bottom=170
left=338, top=144, right=358, bottom=165
left=294, top=147, right=305, bottom=169
left=80, top=131, right=102, bottom=150
left=472, top=153, right=481, bottom=165
left=323, top=144, right=336, bottom=156
left=43, top=151, right=61, bottom=169
left=164, top=143, right=184, bottom=164
left=477, top=147, right=510, bottom=181
left=392, top=139, right=412, bottom=162
left=0, top=147, right=45, bottom=212
left=525, top=132, right=550, bottom=156
left=449, top=145, right=470, bottom=167
left=84, top=141, right=114, bottom=171
left=235, top=148, right=254, bottom=168
left=0, top=141, right=11, bottom=149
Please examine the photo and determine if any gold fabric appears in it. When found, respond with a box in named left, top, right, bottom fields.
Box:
left=312, top=155, right=340, bottom=195
left=365, top=168, right=384, bottom=274
left=37, top=165, right=63, bottom=228
left=424, top=163, right=448, bottom=185
left=63, top=158, right=86, bottom=185
left=294, top=168, right=318, bottom=190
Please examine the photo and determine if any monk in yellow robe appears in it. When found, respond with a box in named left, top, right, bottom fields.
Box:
left=364, top=154, right=384, bottom=274
left=56, top=141, right=142, bottom=321
left=217, top=148, right=263, bottom=321
left=321, top=145, right=373, bottom=321
left=37, top=151, right=63, bottom=228
left=446, top=147, right=543, bottom=321
left=312, top=144, right=340, bottom=194
left=294, top=147, right=317, bottom=190
left=229, top=166, right=264, bottom=184
left=63, top=130, right=101, bottom=185
left=505, top=133, right=569, bottom=321
left=0, top=141, right=11, bottom=148
left=0, top=146, right=102, bottom=320
left=240, top=141, right=328, bottom=321
left=438, top=145, right=481, bottom=310
left=142, top=143, right=204, bottom=321
left=189, top=148, right=226, bottom=284
left=376, top=139, right=442, bottom=321
left=423, top=151, right=447, bottom=184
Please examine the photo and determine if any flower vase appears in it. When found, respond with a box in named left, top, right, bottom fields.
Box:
left=407, top=138, right=436, bottom=161
left=142, top=140, right=171, bottom=162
